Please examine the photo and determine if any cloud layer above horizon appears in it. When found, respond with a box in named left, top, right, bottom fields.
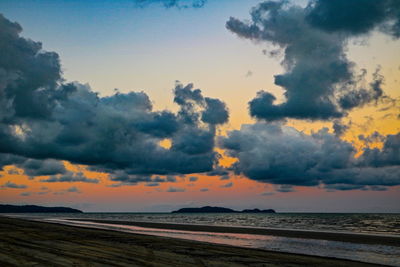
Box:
left=227, top=0, right=399, bottom=121
left=0, top=13, right=228, bottom=184
left=0, top=0, right=399, bottom=193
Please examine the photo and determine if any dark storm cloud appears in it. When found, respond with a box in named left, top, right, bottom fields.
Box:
left=18, top=159, right=66, bottom=178
left=220, top=123, right=400, bottom=189
left=0, top=14, right=74, bottom=122
left=0, top=153, right=66, bottom=179
left=226, top=1, right=395, bottom=121
left=306, top=0, right=400, bottom=37
left=201, top=98, right=229, bottom=125
left=360, top=132, right=400, bottom=167
left=173, top=83, right=228, bottom=126
left=338, top=68, right=385, bottom=110
left=0, top=14, right=229, bottom=181
left=0, top=153, right=25, bottom=170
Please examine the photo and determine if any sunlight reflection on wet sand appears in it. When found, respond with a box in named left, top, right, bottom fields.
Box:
left=45, top=219, right=400, bottom=266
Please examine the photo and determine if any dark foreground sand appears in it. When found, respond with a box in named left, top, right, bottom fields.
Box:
left=0, top=216, right=379, bottom=266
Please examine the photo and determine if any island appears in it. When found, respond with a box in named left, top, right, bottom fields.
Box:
left=172, top=206, right=275, bottom=213
left=0, top=204, right=83, bottom=213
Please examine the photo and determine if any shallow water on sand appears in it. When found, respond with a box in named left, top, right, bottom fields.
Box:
left=46, top=219, right=400, bottom=266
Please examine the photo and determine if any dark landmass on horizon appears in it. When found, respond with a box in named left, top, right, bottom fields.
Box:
left=0, top=204, right=82, bottom=213
left=0, top=216, right=377, bottom=266
left=172, top=206, right=276, bottom=213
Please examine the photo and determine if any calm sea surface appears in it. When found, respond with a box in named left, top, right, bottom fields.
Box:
left=10, top=212, right=400, bottom=235
left=6, top=212, right=400, bottom=266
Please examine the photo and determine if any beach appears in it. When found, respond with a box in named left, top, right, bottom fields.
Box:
left=0, top=216, right=379, bottom=266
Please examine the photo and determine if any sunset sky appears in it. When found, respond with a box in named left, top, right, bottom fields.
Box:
left=0, top=0, right=399, bottom=212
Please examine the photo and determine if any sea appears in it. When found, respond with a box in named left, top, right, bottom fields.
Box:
left=6, top=212, right=400, bottom=266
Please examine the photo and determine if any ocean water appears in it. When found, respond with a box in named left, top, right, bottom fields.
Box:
left=6, top=212, right=400, bottom=266
left=11, top=212, right=400, bottom=235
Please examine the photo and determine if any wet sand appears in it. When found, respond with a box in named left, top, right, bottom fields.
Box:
left=72, top=219, right=400, bottom=247
left=0, top=216, right=379, bottom=266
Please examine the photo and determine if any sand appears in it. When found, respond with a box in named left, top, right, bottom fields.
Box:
left=0, top=216, right=381, bottom=266
left=73, top=219, right=400, bottom=247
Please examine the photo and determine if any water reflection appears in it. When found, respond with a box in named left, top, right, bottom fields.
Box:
left=48, top=219, right=400, bottom=267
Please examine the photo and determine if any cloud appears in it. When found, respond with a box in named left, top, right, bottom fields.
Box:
left=245, top=71, right=253, bottom=77
left=66, top=186, right=81, bottom=193
left=1, top=181, right=27, bottom=189
left=19, top=159, right=66, bottom=178
left=54, top=186, right=82, bottom=195
left=220, top=182, right=233, bottom=188
left=37, top=190, right=51, bottom=195
left=219, top=174, right=230, bottom=180
left=275, top=184, right=295, bottom=193
left=332, top=120, right=349, bottom=137
left=306, top=0, right=400, bottom=37
left=0, top=153, right=25, bottom=170
left=134, top=0, right=206, bottom=9
left=146, top=182, right=160, bottom=187
left=261, top=191, right=275, bottom=196
left=41, top=172, right=99, bottom=183
left=206, top=166, right=229, bottom=176
left=226, top=1, right=394, bottom=121
left=358, top=131, right=386, bottom=146
left=201, top=98, right=229, bottom=125
left=200, top=188, right=209, bottom=192
left=167, top=186, right=186, bottom=192
left=360, top=132, right=400, bottom=167
left=368, top=185, right=388, bottom=191
left=220, top=123, right=400, bottom=189
left=189, top=176, right=198, bottom=182
left=324, top=184, right=388, bottom=192
left=7, top=168, right=20, bottom=175
left=166, top=175, right=177, bottom=182
left=0, top=14, right=229, bottom=182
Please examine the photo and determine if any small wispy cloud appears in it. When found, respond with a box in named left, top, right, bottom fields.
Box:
left=1, top=181, right=27, bottom=189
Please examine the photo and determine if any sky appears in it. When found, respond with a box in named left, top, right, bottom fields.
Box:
left=0, top=0, right=399, bottom=212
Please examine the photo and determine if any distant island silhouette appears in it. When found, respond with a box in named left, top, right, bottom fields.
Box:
left=172, top=206, right=275, bottom=213
left=0, top=204, right=82, bottom=213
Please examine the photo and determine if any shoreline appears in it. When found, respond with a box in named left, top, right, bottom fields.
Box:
left=69, top=218, right=400, bottom=247
left=0, top=216, right=379, bottom=266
